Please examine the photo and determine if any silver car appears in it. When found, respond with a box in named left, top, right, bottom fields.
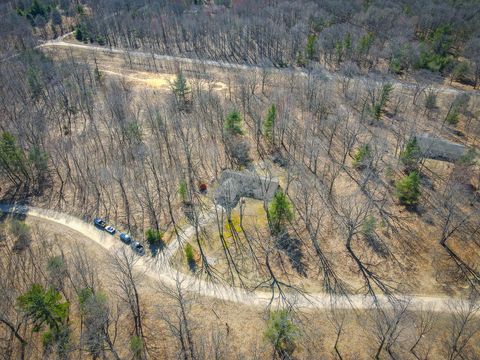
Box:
left=131, top=241, right=145, bottom=255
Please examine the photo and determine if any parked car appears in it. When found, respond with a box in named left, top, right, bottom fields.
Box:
left=131, top=241, right=145, bottom=255
left=94, top=218, right=106, bottom=228
left=105, top=225, right=116, bottom=235
left=120, top=232, right=132, bottom=244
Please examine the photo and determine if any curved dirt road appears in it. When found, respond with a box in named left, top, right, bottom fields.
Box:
left=3, top=31, right=477, bottom=97
left=38, top=38, right=479, bottom=97
left=0, top=203, right=473, bottom=313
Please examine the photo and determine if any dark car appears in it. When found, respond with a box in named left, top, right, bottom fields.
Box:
left=120, top=232, right=132, bottom=244
left=131, top=241, right=145, bottom=255
left=94, top=218, right=106, bottom=228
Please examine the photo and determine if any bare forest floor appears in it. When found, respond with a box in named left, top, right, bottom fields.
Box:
left=22, top=41, right=480, bottom=300
left=1, top=36, right=479, bottom=359
left=2, top=215, right=477, bottom=360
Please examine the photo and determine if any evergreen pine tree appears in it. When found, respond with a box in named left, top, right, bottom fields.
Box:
left=263, top=104, right=276, bottom=142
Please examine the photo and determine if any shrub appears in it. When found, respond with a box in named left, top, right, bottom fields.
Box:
left=17, top=284, right=69, bottom=332
left=11, top=220, right=31, bottom=252
left=352, top=144, right=372, bottom=169
left=417, top=51, right=451, bottom=72
left=0, top=132, right=30, bottom=182
left=263, top=104, right=276, bottom=142
left=264, top=310, right=299, bottom=358
left=130, top=336, right=143, bottom=357
left=224, top=110, right=243, bottom=136
left=458, top=148, right=477, bottom=166
left=452, top=93, right=471, bottom=111
left=357, top=33, right=374, bottom=57
left=399, top=137, right=421, bottom=171
left=296, top=51, right=306, bottom=67
left=389, top=44, right=411, bottom=74
left=385, top=163, right=394, bottom=180
left=47, top=256, right=64, bottom=272
left=185, top=244, right=194, bottom=261
left=445, top=93, right=471, bottom=127
left=416, top=25, right=453, bottom=72
left=185, top=243, right=195, bottom=270
left=424, top=91, right=437, bottom=110
left=74, top=23, right=89, bottom=42
left=395, top=171, right=420, bottom=205
left=372, top=83, right=393, bottom=120
left=171, top=71, right=190, bottom=99
left=389, top=57, right=403, bottom=74
left=362, top=215, right=376, bottom=238
left=42, top=329, right=54, bottom=348
left=75, top=27, right=84, bottom=41
left=47, top=255, right=67, bottom=289
left=446, top=111, right=459, bottom=125
left=268, top=190, right=294, bottom=235
left=17, top=0, right=52, bottom=25
left=145, top=229, right=164, bottom=246
left=77, top=287, right=94, bottom=312
left=41, top=326, right=71, bottom=356
left=451, top=61, right=470, bottom=83
left=178, top=181, right=188, bottom=203
left=171, top=71, right=190, bottom=110
left=124, top=122, right=142, bottom=143
left=306, top=34, right=317, bottom=60
left=76, top=4, right=85, bottom=15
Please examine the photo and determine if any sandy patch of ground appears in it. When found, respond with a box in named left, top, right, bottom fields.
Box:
left=100, top=68, right=177, bottom=89
left=43, top=45, right=228, bottom=93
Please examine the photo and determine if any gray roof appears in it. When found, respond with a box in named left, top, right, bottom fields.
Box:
left=416, top=133, right=468, bottom=162
left=214, top=170, right=279, bottom=209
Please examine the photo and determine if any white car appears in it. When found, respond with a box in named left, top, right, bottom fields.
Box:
left=105, top=225, right=116, bottom=235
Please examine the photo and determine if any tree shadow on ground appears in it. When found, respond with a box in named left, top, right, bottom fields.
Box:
left=0, top=212, right=27, bottom=224
left=0, top=185, right=30, bottom=224
left=188, top=259, right=197, bottom=272
left=148, top=240, right=165, bottom=257
left=363, top=233, right=390, bottom=258
left=0, top=183, right=34, bottom=206
left=276, top=233, right=307, bottom=277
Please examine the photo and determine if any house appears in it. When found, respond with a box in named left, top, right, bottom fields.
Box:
left=214, top=170, right=279, bottom=209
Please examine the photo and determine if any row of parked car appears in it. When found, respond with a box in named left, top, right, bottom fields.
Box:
left=93, top=218, right=145, bottom=255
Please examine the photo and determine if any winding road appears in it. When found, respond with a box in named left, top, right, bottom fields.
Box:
left=3, top=29, right=478, bottom=97
left=0, top=203, right=473, bottom=313
left=1, top=34, right=477, bottom=312
left=37, top=35, right=479, bottom=97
